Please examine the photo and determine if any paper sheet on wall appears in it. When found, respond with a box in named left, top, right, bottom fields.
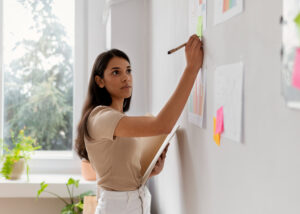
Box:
left=214, top=62, right=243, bottom=143
left=189, top=0, right=207, bottom=36
left=188, top=69, right=206, bottom=128
left=282, top=0, right=300, bottom=109
left=214, top=0, right=243, bottom=25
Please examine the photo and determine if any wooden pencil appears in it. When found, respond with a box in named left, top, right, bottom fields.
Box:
left=167, top=42, right=187, bottom=55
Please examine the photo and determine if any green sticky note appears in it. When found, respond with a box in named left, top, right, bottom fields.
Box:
left=295, top=12, right=300, bottom=30
left=197, top=16, right=203, bottom=37
left=294, top=13, right=300, bottom=43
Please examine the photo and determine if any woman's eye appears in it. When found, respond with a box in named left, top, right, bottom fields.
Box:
left=127, top=69, right=132, bottom=74
left=112, top=70, right=119, bottom=75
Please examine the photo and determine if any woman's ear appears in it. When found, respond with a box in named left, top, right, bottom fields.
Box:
left=95, top=75, right=105, bottom=88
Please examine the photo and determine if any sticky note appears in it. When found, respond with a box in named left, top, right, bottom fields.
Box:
left=213, top=117, right=220, bottom=146
left=216, top=133, right=220, bottom=146
left=197, top=16, right=203, bottom=38
left=223, top=0, right=229, bottom=12
left=293, top=48, right=300, bottom=90
left=294, top=13, right=300, bottom=30
left=216, top=106, right=224, bottom=134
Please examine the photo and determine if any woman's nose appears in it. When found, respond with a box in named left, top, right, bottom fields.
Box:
left=121, top=73, right=130, bottom=82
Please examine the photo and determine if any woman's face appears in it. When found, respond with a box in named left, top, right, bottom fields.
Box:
left=99, top=57, right=132, bottom=100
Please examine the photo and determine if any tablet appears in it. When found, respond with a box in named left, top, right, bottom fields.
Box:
left=141, top=124, right=180, bottom=186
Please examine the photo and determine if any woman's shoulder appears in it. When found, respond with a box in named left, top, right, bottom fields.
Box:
left=89, top=105, right=124, bottom=122
left=90, top=105, right=109, bottom=114
left=87, top=105, right=126, bottom=139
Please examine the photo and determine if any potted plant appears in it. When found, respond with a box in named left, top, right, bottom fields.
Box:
left=0, top=129, right=40, bottom=181
left=36, top=177, right=94, bottom=214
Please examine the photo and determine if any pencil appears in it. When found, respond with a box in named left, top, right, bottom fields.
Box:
left=168, top=36, right=203, bottom=55
left=167, top=42, right=187, bottom=55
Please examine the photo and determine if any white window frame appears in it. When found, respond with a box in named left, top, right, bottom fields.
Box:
left=0, top=0, right=3, bottom=158
left=0, top=0, right=107, bottom=174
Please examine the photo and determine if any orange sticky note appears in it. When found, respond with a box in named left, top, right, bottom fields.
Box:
left=292, top=48, right=300, bottom=90
left=213, top=126, right=217, bottom=142
left=216, top=133, right=220, bottom=146
left=213, top=117, right=221, bottom=146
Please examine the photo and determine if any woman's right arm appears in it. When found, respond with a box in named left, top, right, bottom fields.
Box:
left=114, top=34, right=204, bottom=137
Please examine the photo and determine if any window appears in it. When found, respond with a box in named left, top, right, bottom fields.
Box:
left=0, top=0, right=91, bottom=173
left=2, top=0, right=74, bottom=151
left=0, top=0, right=106, bottom=174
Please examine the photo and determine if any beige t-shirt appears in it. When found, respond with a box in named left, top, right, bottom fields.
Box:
left=85, top=105, right=142, bottom=192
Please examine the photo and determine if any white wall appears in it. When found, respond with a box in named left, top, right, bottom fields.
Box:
left=110, top=0, right=149, bottom=115
left=147, top=0, right=190, bottom=213
left=148, top=0, right=300, bottom=214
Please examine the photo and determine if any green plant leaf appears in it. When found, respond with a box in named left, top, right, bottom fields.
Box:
left=1, top=129, right=40, bottom=180
left=75, top=201, right=83, bottom=210
left=0, top=155, right=15, bottom=179
left=36, top=181, right=48, bottom=199
left=61, top=204, right=75, bottom=214
left=74, top=180, right=79, bottom=188
left=67, top=177, right=75, bottom=185
left=67, top=177, right=79, bottom=188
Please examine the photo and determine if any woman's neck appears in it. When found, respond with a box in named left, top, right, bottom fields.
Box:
left=110, top=99, right=124, bottom=113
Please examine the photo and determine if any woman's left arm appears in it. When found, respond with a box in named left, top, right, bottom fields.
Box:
left=149, top=144, right=170, bottom=178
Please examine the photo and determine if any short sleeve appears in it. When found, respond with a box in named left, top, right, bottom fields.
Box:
left=87, top=106, right=125, bottom=141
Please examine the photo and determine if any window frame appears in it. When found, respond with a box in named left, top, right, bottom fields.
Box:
left=0, top=0, right=106, bottom=174
left=0, top=0, right=3, bottom=158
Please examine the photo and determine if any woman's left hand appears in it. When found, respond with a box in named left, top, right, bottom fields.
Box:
left=149, top=143, right=170, bottom=178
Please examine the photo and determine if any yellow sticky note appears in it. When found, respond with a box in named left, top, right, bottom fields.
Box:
left=197, top=16, right=203, bottom=38
left=215, top=133, right=220, bottom=146
left=213, top=117, right=221, bottom=146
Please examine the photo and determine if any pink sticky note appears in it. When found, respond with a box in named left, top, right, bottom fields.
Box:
left=292, top=48, right=300, bottom=90
left=216, top=106, right=224, bottom=134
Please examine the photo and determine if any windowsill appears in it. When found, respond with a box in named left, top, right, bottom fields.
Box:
left=0, top=174, right=96, bottom=198
left=31, top=151, right=74, bottom=160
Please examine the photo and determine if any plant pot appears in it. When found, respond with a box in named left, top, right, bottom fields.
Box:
left=10, top=158, right=25, bottom=180
left=81, top=159, right=96, bottom=181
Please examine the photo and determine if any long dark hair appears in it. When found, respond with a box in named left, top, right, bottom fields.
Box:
left=75, top=49, right=131, bottom=160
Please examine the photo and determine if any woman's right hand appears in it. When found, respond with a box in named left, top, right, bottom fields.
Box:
left=185, top=34, right=204, bottom=73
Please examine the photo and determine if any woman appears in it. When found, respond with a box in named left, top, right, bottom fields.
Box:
left=75, top=34, right=203, bottom=214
